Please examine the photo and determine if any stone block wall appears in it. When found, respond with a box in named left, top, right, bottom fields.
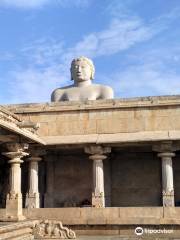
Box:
left=6, top=96, right=180, bottom=138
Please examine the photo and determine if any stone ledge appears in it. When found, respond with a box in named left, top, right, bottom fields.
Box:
left=42, top=130, right=180, bottom=145
left=5, top=95, right=180, bottom=113
left=21, top=207, right=180, bottom=225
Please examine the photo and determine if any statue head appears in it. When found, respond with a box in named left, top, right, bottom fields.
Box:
left=70, top=56, right=95, bottom=82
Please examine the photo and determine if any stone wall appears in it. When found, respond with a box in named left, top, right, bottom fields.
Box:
left=5, top=96, right=180, bottom=142
left=52, top=153, right=92, bottom=207
left=111, top=152, right=162, bottom=206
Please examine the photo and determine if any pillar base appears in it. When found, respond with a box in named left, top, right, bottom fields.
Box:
left=163, top=190, right=174, bottom=206
left=5, top=192, right=26, bottom=221
left=92, top=193, right=105, bottom=208
left=25, top=192, right=40, bottom=208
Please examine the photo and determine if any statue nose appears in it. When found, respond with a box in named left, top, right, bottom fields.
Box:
left=77, top=66, right=82, bottom=72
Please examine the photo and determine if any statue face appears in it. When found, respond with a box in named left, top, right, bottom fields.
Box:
left=71, top=60, right=92, bottom=82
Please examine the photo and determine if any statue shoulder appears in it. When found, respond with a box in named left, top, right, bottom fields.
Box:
left=99, top=84, right=114, bottom=99
left=51, top=85, right=73, bottom=101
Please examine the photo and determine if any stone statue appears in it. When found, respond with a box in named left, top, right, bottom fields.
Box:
left=51, top=56, right=114, bottom=101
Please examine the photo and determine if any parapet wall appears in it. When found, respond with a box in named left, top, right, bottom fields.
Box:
left=5, top=95, right=180, bottom=145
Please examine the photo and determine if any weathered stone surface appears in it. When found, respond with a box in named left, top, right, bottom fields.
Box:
left=33, top=219, right=76, bottom=239
left=5, top=96, right=180, bottom=145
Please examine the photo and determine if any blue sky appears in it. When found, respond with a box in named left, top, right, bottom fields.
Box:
left=0, top=0, right=180, bottom=103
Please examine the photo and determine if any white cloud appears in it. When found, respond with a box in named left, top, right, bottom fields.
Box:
left=0, top=0, right=91, bottom=8
left=0, top=52, right=14, bottom=61
left=7, top=65, right=69, bottom=103
left=3, top=4, right=180, bottom=103
left=56, top=0, right=91, bottom=8
left=60, top=15, right=166, bottom=65
left=101, top=47, right=180, bottom=98
left=21, top=38, right=64, bottom=65
left=0, top=0, right=49, bottom=8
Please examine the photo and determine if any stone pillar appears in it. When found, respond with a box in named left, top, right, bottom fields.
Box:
left=85, top=146, right=111, bottom=207
left=158, top=152, right=175, bottom=206
left=153, top=141, right=176, bottom=207
left=2, top=143, right=28, bottom=221
left=44, top=155, right=54, bottom=207
left=25, top=156, right=41, bottom=208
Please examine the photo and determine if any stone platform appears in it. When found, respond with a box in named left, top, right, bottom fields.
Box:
left=22, top=207, right=180, bottom=238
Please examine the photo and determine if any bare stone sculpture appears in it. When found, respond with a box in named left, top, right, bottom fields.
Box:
left=33, top=220, right=76, bottom=239
left=51, top=56, right=114, bottom=101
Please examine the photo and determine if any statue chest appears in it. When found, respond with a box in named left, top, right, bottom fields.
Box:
left=65, top=88, right=98, bottom=101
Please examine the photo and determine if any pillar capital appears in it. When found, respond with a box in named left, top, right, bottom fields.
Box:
left=85, top=145, right=111, bottom=156
left=158, top=152, right=175, bottom=159
left=153, top=141, right=177, bottom=153
left=5, top=143, right=29, bottom=153
left=28, top=147, right=46, bottom=157
left=2, top=143, right=29, bottom=162
left=27, top=156, right=42, bottom=162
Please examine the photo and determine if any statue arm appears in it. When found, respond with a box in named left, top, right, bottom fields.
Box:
left=100, top=86, right=114, bottom=99
left=51, top=89, right=65, bottom=102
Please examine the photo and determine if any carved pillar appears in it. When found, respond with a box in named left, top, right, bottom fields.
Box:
left=85, top=146, right=111, bottom=207
left=158, top=152, right=175, bottom=206
left=2, top=143, right=28, bottom=221
left=25, top=157, right=41, bottom=208
left=25, top=149, right=45, bottom=208
left=44, top=155, right=54, bottom=207
left=153, top=141, right=176, bottom=206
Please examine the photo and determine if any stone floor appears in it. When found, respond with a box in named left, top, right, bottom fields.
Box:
left=78, top=237, right=180, bottom=240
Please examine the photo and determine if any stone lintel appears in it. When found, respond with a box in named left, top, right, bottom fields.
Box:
left=42, top=131, right=180, bottom=146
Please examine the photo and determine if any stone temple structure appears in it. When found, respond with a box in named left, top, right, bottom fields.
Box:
left=0, top=57, right=180, bottom=238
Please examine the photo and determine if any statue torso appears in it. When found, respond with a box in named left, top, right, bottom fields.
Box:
left=51, top=84, right=113, bottom=101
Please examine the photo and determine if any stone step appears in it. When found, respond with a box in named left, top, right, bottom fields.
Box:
left=78, top=236, right=180, bottom=240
